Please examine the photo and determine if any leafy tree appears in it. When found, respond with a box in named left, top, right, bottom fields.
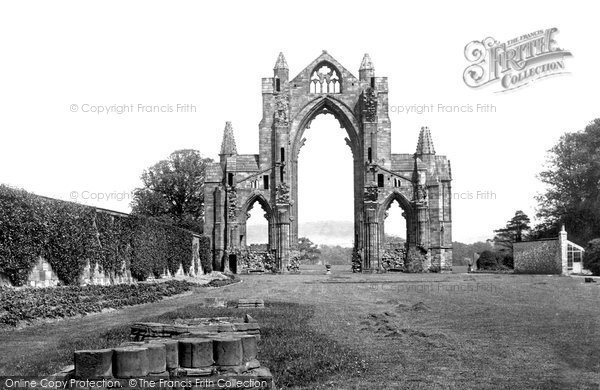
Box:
left=528, top=220, right=559, bottom=241
left=319, top=245, right=352, bottom=265
left=536, top=118, right=600, bottom=245
left=131, top=150, right=213, bottom=233
left=583, top=238, right=600, bottom=276
left=493, top=210, right=531, bottom=253
left=297, top=237, right=321, bottom=264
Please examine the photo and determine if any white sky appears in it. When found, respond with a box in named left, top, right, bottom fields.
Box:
left=1, top=0, right=599, bottom=243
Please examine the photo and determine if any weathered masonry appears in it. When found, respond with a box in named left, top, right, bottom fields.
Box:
left=204, top=51, right=453, bottom=272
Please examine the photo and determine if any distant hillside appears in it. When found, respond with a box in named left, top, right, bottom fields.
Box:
left=298, top=221, right=354, bottom=246
left=247, top=220, right=354, bottom=247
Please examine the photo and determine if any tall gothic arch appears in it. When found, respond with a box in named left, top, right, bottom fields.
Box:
left=203, top=51, right=453, bottom=272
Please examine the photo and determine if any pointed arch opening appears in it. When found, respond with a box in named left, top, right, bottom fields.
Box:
left=297, top=113, right=353, bottom=248
left=239, top=194, right=273, bottom=252
left=288, top=96, right=361, bottom=256
left=379, top=191, right=415, bottom=270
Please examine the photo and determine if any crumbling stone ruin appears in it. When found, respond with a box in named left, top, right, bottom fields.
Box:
left=204, top=51, right=453, bottom=273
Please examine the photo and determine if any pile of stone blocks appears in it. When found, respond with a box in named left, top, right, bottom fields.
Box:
left=236, top=299, right=265, bottom=308
left=130, top=316, right=260, bottom=341
left=68, top=335, right=273, bottom=382
left=50, top=317, right=274, bottom=389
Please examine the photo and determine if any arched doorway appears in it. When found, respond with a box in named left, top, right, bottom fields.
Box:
left=239, top=193, right=273, bottom=250
left=229, top=193, right=274, bottom=274
left=245, top=201, right=269, bottom=247
left=379, top=191, right=414, bottom=270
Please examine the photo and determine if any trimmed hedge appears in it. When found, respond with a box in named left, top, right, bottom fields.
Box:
left=0, top=185, right=210, bottom=286
left=0, top=280, right=194, bottom=326
left=583, top=238, right=600, bottom=276
left=0, top=186, right=54, bottom=285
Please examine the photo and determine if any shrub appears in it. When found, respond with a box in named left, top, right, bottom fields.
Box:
left=381, top=248, right=406, bottom=270
left=428, top=265, right=441, bottom=273
left=351, top=248, right=362, bottom=273
left=583, top=238, right=600, bottom=276
left=240, top=251, right=265, bottom=272
left=0, top=281, right=194, bottom=326
left=476, top=250, right=513, bottom=270
left=405, top=247, right=425, bottom=273
left=476, top=250, right=499, bottom=270
left=263, top=251, right=278, bottom=273
left=500, top=253, right=514, bottom=268
left=287, top=250, right=301, bottom=273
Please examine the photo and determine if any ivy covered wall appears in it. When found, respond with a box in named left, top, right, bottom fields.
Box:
left=0, top=185, right=209, bottom=286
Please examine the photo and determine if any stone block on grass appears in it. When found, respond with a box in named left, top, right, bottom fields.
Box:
left=145, top=343, right=166, bottom=374
left=213, top=337, right=243, bottom=366
left=112, top=347, right=149, bottom=378
left=150, top=339, right=179, bottom=369
left=74, top=349, right=113, bottom=379
left=178, top=338, right=214, bottom=368
left=240, top=335, right=258, bottom=362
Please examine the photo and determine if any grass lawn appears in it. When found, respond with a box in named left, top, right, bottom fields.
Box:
left=0, top=271, right=599, bottom=389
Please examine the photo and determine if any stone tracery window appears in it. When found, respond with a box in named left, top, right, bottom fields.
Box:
left=310, top=64, right=341, bottom=94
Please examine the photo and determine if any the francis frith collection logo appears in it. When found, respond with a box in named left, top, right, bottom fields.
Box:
left=463, top=28, right=572, bottom=92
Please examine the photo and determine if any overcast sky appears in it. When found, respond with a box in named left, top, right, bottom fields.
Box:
left=1, top=0, right=598, bottom=244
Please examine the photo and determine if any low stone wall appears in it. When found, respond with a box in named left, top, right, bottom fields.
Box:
left=130, top=317, right=260, bottom=341
left=236, top=299, right=265, bottom=308
left=514, top=239, right=561, bottom=274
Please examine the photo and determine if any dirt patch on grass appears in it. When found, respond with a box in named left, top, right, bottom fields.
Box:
left=393, top=301, right=431, bottom=313
left=360, top=311, right=449, bottom=347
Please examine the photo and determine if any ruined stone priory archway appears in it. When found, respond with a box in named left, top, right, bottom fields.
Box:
left=203, top=50, right=453, bottom=272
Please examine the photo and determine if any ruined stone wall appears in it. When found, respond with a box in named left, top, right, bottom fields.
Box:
left=208, top=51, right=453, bottom=272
